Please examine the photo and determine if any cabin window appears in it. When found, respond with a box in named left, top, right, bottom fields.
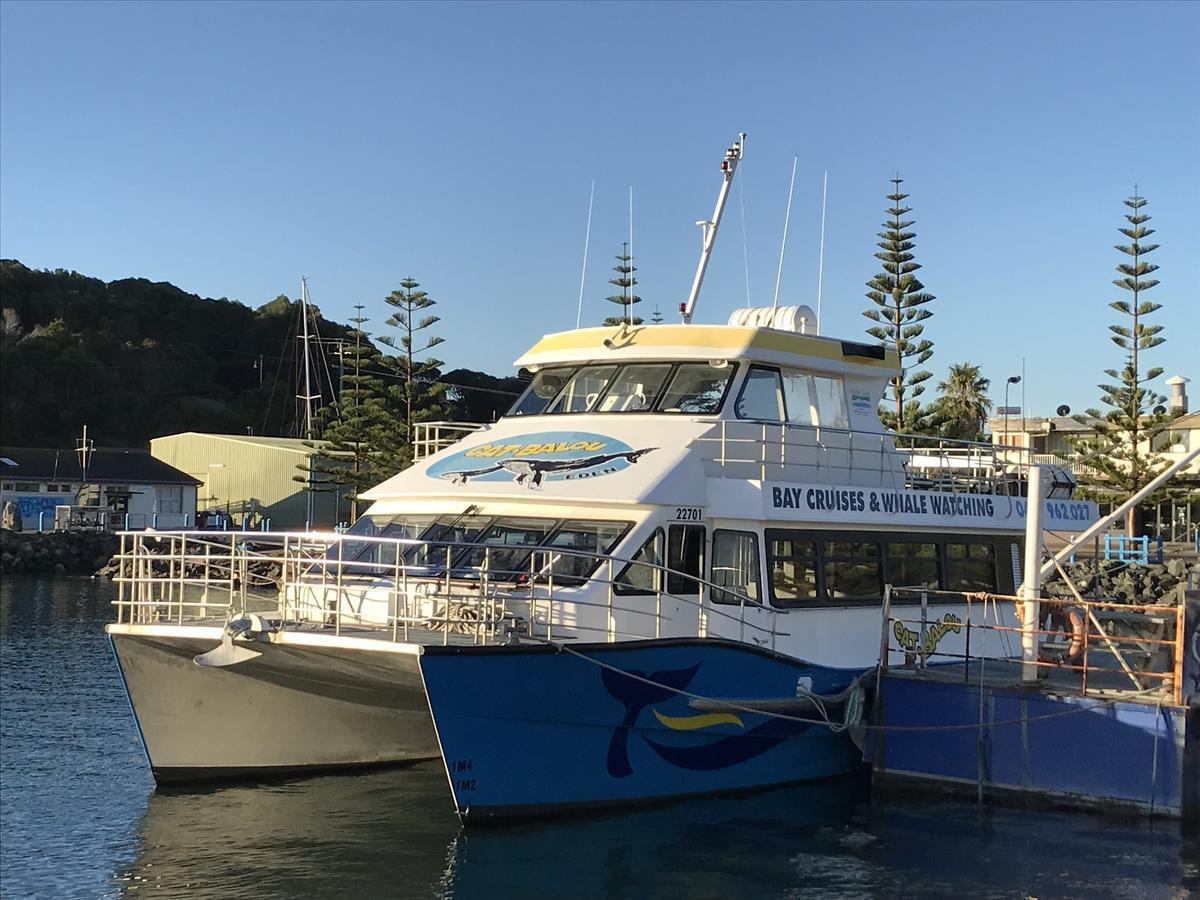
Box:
left=597, top=363, right=673, bottom=412
left=735, top=366, right=785, bottom=421
left=509, top=367, right=578, bottom=416
left=781, top=371, right=818, bottom=426
left=711, top=530, right=762, bottom=606
left=812, top=375, right=849, bottom=429
left=667, top=524, right=706, bottom=595
left=768, top=535, right=819, bottom=606
left=657, top=363, right=736, bottom=414
left=455, top=518, right=558, bottom=577
left=822, top=540, right=883, bottom=600
left=886, top=541, right=940, bottom=591
left=544, top=365, right=619, bottom=414
left=344, top=514, right=439, bottom=568
left=946, top=542, right=998, bottom=592
left=614, top=529, right=665, bottom=594
left=540, top=520, right=631, bottom=584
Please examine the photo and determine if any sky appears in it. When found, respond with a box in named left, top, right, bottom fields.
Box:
left=2, top=0, right=1197, bottom=417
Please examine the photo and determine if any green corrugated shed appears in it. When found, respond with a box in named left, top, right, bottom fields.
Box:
left=149, top=433, right=351, bottom=529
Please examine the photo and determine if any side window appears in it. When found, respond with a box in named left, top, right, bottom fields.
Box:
left=768, top=533, right=819, bottom=608
left=812, top=375, right=849, bottom=429
left=822, top=540, right=883, bottom=600
left=886, top=541, right=941, bottom=591
left=781, top=371, right=818, bottom=426
left=711, top=530, right=761, bottom=606
left=735, top=366, right=785, bottom=421
left=614, top=529, right=664, bottom=595
left=946, top=542, right=998, bottom=592
left=666, top=524, right=705, bottom=595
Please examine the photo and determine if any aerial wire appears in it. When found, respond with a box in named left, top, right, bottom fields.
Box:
left=772, top=155, right=798, bottom=311
left=628, top=185, right=634, bottom=325
left=739, top=167, right=751, bottom=307
left=575, top=179, right=596, bottom=329
left=816, top=169, right=827, bottom=332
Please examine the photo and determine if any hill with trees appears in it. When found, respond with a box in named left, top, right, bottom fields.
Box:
left=0, top=260, right=524, bottom=449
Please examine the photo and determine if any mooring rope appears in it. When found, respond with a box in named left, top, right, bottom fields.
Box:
left=534, top=637, right=1167, bottom=734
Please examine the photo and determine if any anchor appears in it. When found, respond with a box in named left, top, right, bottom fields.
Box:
left=193, top=613, right=274, bottom=668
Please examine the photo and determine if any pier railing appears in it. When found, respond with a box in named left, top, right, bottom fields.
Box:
left=695, top=421, right=1056, bottom=496
left=880, top=585, right=1185, bottom=705
left=109, top=529, right=787, bottom=649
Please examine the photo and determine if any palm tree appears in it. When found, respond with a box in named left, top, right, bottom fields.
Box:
left=934, top=363, right=992, bottom=440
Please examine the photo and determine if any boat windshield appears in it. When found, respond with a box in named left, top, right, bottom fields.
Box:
left=339, top=513, right=631, bottom=584
left=508, top=362, right=736, bottom=417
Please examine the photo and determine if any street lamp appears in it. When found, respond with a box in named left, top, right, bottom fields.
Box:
left=1003, top=375, right=1022, bottom=456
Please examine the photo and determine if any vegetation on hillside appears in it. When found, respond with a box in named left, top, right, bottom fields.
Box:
left=0, top=261, right=524, bottom=453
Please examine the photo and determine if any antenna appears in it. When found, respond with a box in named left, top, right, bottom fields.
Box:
left=772, top=155, right=798, bottom=310
left=681, top=132, right=746, bottom=324
left=739, top=167, right=751, bottom=307
left=816, top=170, right=827, bottom=329
left=574, top=179, right=595, bottom=329
left=628, top=185, right=634, bottom=325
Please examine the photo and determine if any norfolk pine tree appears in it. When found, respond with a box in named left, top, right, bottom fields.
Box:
left=379, top=278, right=450, bottom=468
left=863, top=177, right=936, bottom=433
left=1070, top=192, right=1173, bottom=537
left=602, top=243, right=643, bottom=326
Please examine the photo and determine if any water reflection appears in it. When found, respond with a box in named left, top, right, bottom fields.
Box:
left=116, top=765, right=459, bottom=897
left=116, top=773, right=871, bottom=899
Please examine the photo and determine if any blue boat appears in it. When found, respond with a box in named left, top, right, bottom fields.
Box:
left=420, top=640, right=865, bottom=818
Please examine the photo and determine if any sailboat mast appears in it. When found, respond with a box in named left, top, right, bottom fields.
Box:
left=681, top=133, right=746, bottom=324
left=299, top=277, right=316, bottom=441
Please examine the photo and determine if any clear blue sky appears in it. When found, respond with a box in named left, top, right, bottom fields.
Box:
left=2, top=0, right=1197, bottom=417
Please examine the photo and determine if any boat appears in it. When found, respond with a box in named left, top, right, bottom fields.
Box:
left=107, top=134, right=1098, bottom=818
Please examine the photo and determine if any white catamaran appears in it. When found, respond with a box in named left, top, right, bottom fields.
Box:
left=108, top=135, right=1097, bottom=818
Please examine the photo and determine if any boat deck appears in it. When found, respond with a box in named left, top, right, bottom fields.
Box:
left=886, top=656, right=1178, bottom=706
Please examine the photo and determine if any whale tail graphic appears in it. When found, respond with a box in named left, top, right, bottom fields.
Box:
left=601, top=662, right=700, bottom=778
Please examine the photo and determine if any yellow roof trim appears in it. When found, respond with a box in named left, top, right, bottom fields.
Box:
left=515, top=325, right=899, bottom=369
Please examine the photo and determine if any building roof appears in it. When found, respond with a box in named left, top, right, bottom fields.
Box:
left=151, top=432, right=349, bottom=456
left=0, top=447, right=202, bottom=485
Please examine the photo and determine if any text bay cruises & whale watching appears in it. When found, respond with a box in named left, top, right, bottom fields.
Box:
left=106, top=135, right=1099, bottom=819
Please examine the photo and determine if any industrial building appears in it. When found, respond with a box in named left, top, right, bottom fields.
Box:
left=149, top=433, right=351, bottom=530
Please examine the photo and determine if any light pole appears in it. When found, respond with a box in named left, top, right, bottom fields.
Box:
left=1003, top=375, right=1022, bottom=457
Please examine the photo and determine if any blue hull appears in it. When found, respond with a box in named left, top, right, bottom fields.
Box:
left=419, top=639, right=865, bottom=818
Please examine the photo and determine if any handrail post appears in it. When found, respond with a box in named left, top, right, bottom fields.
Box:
left=879, top=584, right=892, bottom=671
left=546, top=551, right=554, bottom=644
left=1173, top=602, right=1185, bottom=705
left=919, top=590, right=929, bottom=670
left=607, top=558, right=615, bottom=643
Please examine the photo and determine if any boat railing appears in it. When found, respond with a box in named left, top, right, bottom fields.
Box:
left=412, top=421, right=488, bottom=462
left=879, top=585, right=1184, bottom=705
left=109, top=529, right=788, bottom=649
left=696, top=420, right=1038, bottom=494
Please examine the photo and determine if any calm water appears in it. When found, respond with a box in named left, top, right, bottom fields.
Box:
left=1, top=576, right=1196, bottom=899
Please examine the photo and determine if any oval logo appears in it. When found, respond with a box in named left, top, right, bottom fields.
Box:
left=426, top=431, right=657, bottom=490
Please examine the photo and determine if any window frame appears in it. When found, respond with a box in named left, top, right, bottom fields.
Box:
left=710, top=529, right=763, bottom=607
left=614, top=527, right=666, bottom=596
left=765, top=528, right=1009, bottom=608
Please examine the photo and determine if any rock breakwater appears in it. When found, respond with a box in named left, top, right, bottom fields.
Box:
left=0, top=528, right=119, bottom=575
